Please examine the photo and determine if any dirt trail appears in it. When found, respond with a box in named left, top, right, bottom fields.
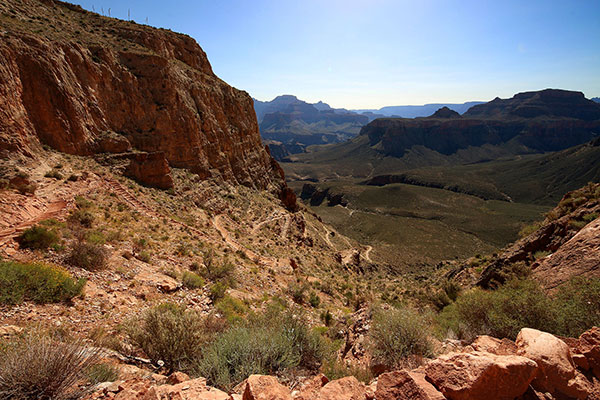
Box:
left=0, top=177, right=98, bottom=251
left=251, top=212, right=285, bottom=235
left=212, top=214, right=279, bottom=268
left=363, top=245, right=373, bottom=263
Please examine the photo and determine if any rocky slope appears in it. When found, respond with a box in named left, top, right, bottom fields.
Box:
left=477, top=182, right=600, bottom=288
left=81, top=326, right=600, bottom=400
left=0, top=0, right=283, bottom=191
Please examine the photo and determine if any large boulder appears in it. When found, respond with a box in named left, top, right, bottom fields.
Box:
left=515, top=328, right=592, bottom=399
left=243, top=375, right=292, bottom=400
left=318, top=376, right=366, bottom=400
left=144, top=377, right=230, bottom=400
left=424, top=351, right=537, bottom=400
left=375, top=370, right=445, bottom=400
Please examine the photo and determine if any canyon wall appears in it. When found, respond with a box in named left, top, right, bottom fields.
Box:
left=0, top=0, right=283, bottom=190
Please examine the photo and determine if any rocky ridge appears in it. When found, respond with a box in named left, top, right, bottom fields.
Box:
left=0, top=0, right=285, bottom=194
left=477, top=182, right=600, bottom=288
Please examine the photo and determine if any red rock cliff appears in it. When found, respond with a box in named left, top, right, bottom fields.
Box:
left=0, top=0, right=284, bottom=191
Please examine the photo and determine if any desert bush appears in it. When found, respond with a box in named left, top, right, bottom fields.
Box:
left=68, top=209, right=94, bottom=228
left=368, top=306, right=433, bottom=369
left=86, top=363, right=119, bottom=384
left=0, top=334, right=100, bottom=400
left=135, top=250, right=151, bottom=263
left=215, top=295, right=248, bottom=323
left=554, top=277, right=600, bottom=337
left=0, top=261, right=85, bottom=305
left=44, top=169, right=63, bottom=180
left=309, top=292, right=321, bottom=308
left=194, top=308, right=329, bottom=391
left=67, top=241, right=108, bottom=271
left=18, top=225, right=59, bottom=250
left=126, top=303, right=207, bottom=373
left=200, top=252, right=236, bottom=287
left=209, top=281, right=228, bottom=302
left=438, top=279, right=556, bottom=341
left=289, top=282, right=307, bottom=304
left=182, top=271, right=204, bottom=289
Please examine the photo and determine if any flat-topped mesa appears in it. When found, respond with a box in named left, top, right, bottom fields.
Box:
left=0, top=0, right=285, bottom=192
left=360, top=89, right=600, bottom=158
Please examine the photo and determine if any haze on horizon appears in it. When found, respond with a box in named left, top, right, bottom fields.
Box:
left=71, top=0, right=600, bottom=109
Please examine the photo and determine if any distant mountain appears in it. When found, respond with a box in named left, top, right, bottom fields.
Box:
left=353, top=101, right=484, bottom=118
left=593, top=97, right=600, bottom=103
left=253, top=95, right=369, bottom=160
left=362, top=89, right=600, bottom=158
left=283, top=89, right=600, bottom=183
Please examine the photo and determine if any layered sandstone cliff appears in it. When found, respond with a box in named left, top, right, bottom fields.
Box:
left=360, top=89, right=600, bottom=158
left=0, top=0, right=284, bottom=191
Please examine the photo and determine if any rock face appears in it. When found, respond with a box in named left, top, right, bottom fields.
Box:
left=533, top=216, right=600, bottom=290
left=478, top=183, right=600, bottom=288
left=0, top=0, right=284, bottom=192
left=516, top=328, right=592, bottom=399
left=360, top=89, right=600, bottom=158
left=424, top=351, right=538, bottom=400
left=124, top=152, right=174, bottom=190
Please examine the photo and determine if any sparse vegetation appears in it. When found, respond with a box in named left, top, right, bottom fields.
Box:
left=368, top=306, right=433, bottom=369
left=0, top=334, right=100, bottom=400
left=18, top=225, right=59, bottom=250
left=44, top=169, right=63, bottom=180
left=182, top=271, right=204, bottom=289
left=194, top=308, right=329, bottom=391
left=86, top=363, right=119, bottom=384
left=127, top=303, right=207, bottom=373
left=66, top=241, right=109, bottom=271
left=0, top=261, right=85, bottom=305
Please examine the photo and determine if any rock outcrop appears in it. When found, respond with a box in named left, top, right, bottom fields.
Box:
left=477, top=183, right=600, bottom=288
left=0, top=0, right=286, bottom=193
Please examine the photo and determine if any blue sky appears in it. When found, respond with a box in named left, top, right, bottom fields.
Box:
left=72, top=0, right=600, bottom=109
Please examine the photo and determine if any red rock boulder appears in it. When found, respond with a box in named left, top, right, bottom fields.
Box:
left=318, top=376, right=366, bottom=400
left=375, top=370, right=445, bottom=400
left=424, top=351, right=537, bottom=400
left=243, top=375, right=292, bottom=400
left=516, top=328, right=592, bottom=399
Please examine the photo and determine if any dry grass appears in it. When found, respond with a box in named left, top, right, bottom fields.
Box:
left=0, top=334, right=101, bottom=400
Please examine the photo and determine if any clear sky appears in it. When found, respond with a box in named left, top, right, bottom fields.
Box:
left=71, top=0, right=600, bottom=109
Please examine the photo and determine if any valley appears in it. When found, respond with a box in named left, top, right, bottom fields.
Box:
left=0, top=1, right=599, bottom=399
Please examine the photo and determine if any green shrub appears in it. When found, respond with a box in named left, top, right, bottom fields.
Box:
left=288, top=282, right=307, bottom=304
left=44, top=169, right=63, bottom=180
left=368, top=306, right=433, bottom=369
left=126, top=303, right=207, bottom=373
left=68, top=209, right=94, bottom=228
left=554, top=277, right=600, bottom=337
left=86, top=363, right=119, bottom=384
left=182, top=271, right=204, bottom=289
left=201, top=252, right=236, bottom=287
left=209, top=281, right=228, bottom=302
left=438, top=279, right=556, bottom=341
left=194, top=309, right=328, bottom=391
left=18, top=225, right=59, bottom=250
left=136, top=250, right=152, bottom=263
left=215, top=295, right=248, bottom=323
left=67, top=241, right=108, bottom=271
left=309, top=292, right=321, bottom=308
left=0, top=262, right=85, bottom=305
left=0, top=334, right=100, bottom=400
